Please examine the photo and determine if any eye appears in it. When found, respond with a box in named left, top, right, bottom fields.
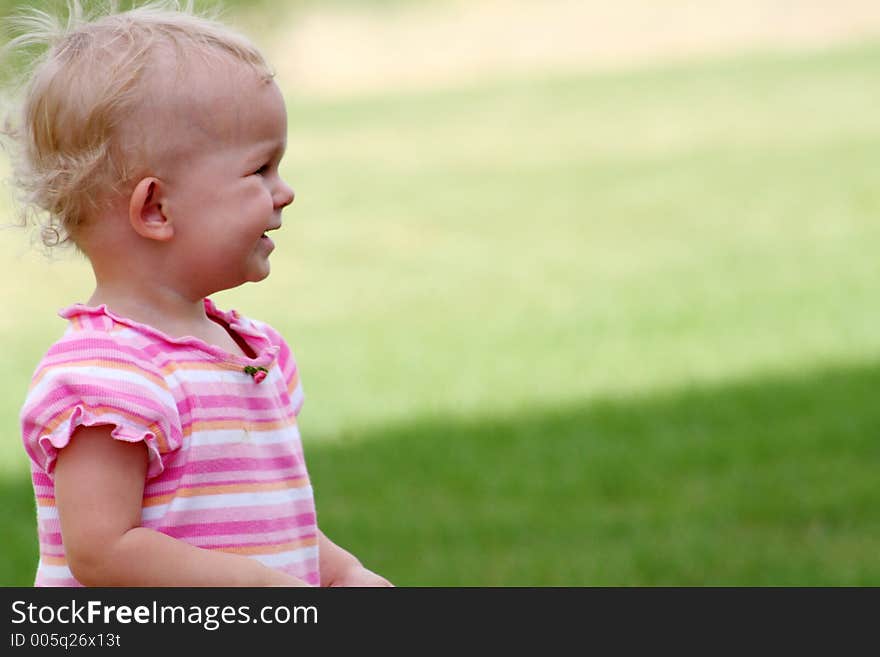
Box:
left=252, top=164, right=269, bottom=176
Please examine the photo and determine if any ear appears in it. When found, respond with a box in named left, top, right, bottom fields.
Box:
left=129, top=177, right=173, bottom=242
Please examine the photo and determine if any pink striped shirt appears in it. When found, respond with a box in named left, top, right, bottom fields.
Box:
left=19, top=299, right=320, bottom=586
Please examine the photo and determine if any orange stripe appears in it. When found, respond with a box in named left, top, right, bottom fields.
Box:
left=142, top=491, right=177, bottom=507
left=218, top=536, right=317, bottom=556
left=287, top=370, right=300, bottom=396
left=36, top=496, right=55, bottom=507
left=183, top=418, right=294, bottom=436
left=160, top=361, right=244, bottom=374
left=142, top=477, right=309, bottom=507
left=177, top=479, right=308, bottom=497
left=178, top=417, right=296, bottom=438
left=41, top=554, right=68, bottom=566
left=32, top=358, right=168, bottom=391
left=149, top=421, right=169, bottom=453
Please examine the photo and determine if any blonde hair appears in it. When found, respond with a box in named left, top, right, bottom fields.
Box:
left=1, top=0, right=273, bottom=250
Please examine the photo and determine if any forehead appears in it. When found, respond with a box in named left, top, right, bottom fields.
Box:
left=173, top=61, right=286, bottom=144
left=116, top=53, right=288, bottom=183
left=124, top=55, right=286, bottom=173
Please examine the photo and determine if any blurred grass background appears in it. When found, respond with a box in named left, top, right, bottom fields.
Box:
left=2, top=0, right=880, bottom=585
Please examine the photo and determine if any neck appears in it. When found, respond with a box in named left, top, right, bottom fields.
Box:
left=87, top=279, right=210, bottom=332
left=81, top=223, right=220, bottom=334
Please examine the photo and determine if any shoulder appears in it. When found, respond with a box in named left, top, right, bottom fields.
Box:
left=21, top=319, right=182, bottom=479
left=24, top=309, right=173, bottom=412
left=247, top=316, right=287, bottom=348
left=23, top=333, right=173, bottom=424
left=206, top=298, right=292, bottom=353
left=31, top=321, right=167, bottom=389
left=226, top=303, right=295, bottom=356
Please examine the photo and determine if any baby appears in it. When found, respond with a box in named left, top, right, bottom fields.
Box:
left=8, top=1, right=391, bottom=586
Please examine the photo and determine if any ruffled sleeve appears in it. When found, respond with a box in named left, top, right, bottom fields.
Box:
left=20, top=330, right=181, bottom=480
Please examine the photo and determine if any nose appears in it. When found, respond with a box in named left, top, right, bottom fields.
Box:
left=275, top=179, right=295, bottom=209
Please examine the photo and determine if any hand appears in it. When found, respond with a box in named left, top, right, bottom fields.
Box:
left=330, top=565, right=394, bottom=587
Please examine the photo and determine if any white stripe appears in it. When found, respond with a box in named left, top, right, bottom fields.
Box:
left=142, top=486, right=314, bottom=520
left=165, top=368, right=279, bottom=385
left=290, top=384, right=304, bottom=413
left=36, top=563, right=75, bottom=579
left=167, top=467, right=306, bottom=486
left=165, top=487, right=314, bottom=511
left=141, top=504, right=170, bottom=522
left=189, top=424, right=300, bottom=447
left=28, top=364, right=177, bottom=408
left=45, top=485, right=312, bottom=524
left=28, top=396, right=169, bottom=445
left=37, top=505, right=59, bottom=521
left=22, top=368, right=177, bottom=436
left=251, top=545, right=319, bottom=568
left=184, top=528, right=315, bottom=547
left=189, top=405, right=295, bottom=424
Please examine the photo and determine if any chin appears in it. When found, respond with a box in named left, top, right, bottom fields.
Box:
left=249, top=266, right=271, bottom=283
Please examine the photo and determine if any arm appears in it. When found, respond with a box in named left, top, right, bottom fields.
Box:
left=54, top=425, right=309, bottom=587
left=318, top=530, right=393, bottom=587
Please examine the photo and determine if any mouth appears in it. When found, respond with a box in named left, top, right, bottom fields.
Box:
left=261, top=225, right=281, bottom=239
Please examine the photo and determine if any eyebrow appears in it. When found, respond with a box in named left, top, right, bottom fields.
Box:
left=249, top=139, right=286, bottom=162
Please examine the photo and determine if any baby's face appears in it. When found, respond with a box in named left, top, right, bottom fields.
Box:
left=156, top=62, right=295, bottom=295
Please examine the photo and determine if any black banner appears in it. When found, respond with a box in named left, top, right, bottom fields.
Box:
left=1, top=587, right=875, bottom=651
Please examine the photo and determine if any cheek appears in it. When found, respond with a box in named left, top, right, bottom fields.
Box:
left=260, top=191, right=274, bottom=214
left=241, top=184, right=274, bottom=217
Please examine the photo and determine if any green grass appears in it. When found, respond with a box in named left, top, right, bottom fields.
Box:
left=3, top=40, right=880, bottom=585
left=310, top=362, right=880, bottom=585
